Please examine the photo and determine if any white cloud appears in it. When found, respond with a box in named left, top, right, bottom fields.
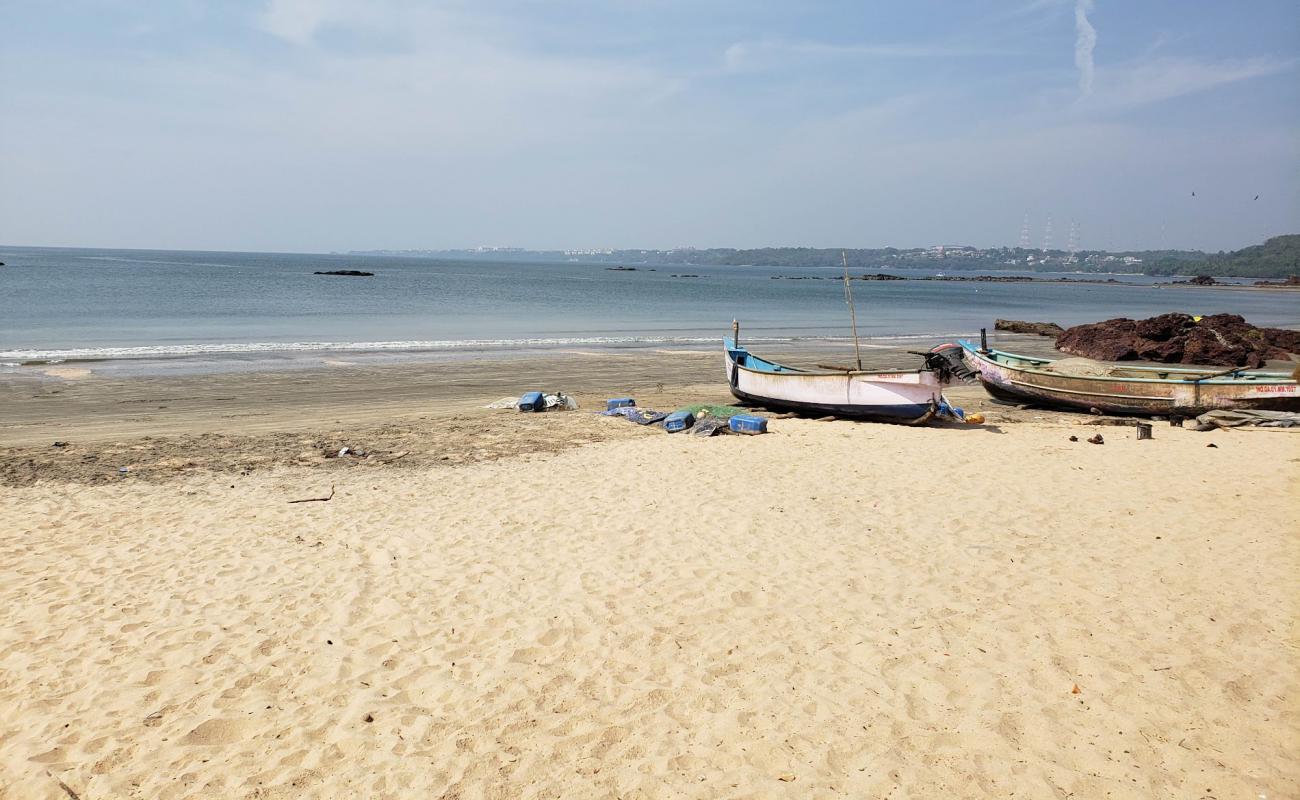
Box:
left=255, top=0, right=421, bottom=46
left=1074, top=0, right=1097, bottom=96
left=257, top=0, right=336, bottom=45
left=1086, top=56, right=1293, bottom=110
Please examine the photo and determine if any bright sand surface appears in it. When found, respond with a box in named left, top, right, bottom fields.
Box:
left=1, top=350, right=1298, bottom=799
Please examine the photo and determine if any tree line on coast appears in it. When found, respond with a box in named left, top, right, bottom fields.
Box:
left=1141, top=234, right=1299, bottom=278
left=350, top=235, right=1298, bottom=278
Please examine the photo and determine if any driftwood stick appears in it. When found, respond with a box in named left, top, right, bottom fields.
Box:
left=382, top=451, right=410, bottom=464
left=48, top=772, right=81, bottom=800
left=288, top=485, right=335, bottom=504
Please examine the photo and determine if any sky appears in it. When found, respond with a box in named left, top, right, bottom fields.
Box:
left=1, top=1, right=1297, bottom=253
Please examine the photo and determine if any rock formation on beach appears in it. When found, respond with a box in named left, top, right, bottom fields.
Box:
left=1056, top=313, right=1300, bottom=368
left=995, top=319, right=1064, bottom=337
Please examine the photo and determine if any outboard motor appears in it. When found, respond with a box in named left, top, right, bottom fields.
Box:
left=922, top=343, right=979, bottom=384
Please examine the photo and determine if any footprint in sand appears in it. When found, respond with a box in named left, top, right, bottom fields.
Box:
left=181, top=717, right=252, bottom=746
left=28, top=746, right=69, bottom=764
left=730, top=590, right=755, bottom=606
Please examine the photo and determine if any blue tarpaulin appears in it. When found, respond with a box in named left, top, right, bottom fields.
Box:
left=599, top=406, right=669, bottom=425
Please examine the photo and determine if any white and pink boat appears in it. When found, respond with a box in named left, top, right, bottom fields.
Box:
left=723, top=333, right=964, bottom=424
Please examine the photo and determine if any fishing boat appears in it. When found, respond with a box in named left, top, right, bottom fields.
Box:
left=959, top=334, right=1300, bottom=415
left=723, top=335, right=963, bottom=424
left=722, top=251, right=968, bottom=423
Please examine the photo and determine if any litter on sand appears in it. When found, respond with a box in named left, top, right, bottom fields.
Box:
left=663, top=410, right=695, bottom=432
left=544, top=393, right=579, bottom=411
left=1193, top=409, right=1300, bottom=430
left=728, top=414, right=768, bottom=434
left=600, top=406, right=669, bottom=425
left=518, top=391, right=546, bottom=412
left=691, top=418, right=732, bottom=437
left=599, top=400, right=770, bottom=436
left=484, top=392, right=579, bottom=411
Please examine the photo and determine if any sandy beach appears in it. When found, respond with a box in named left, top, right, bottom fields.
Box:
left=1, top=346, right=1297, bottom=799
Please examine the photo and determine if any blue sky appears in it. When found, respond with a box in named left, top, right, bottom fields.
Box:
left=2, top=1, right=1296, bottom=252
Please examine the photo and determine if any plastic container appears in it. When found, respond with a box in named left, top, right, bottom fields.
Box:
left=518, top=391, right=546, bottom=412
left=663, top=410, right=695, bottom=432
left=728, top=414, right=768, bottom=434
left=606, top=397, right=636, bottom=410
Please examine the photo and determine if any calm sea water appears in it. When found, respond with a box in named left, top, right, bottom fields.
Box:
left=2, top=246, right=1297, bottom=370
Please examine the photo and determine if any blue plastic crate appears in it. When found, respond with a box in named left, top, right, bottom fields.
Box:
left=606, top=397, right=636, bottom=410
left=517, top=391, right=546, bottom=412
left=728, top=414, right=768, bottom=434
left=663, top=410, right=695, bottom=432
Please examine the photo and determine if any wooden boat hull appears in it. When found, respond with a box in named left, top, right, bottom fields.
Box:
left=724, top=339, right=945, bottom=423
left=961, top=341, right=1300, bottom=415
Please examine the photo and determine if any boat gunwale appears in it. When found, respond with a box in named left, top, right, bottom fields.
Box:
left=1007, top=378, right=1176, bottom=402
left=959, top=340, right=1295, bottom=386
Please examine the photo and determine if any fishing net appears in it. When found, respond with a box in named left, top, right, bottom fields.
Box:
left=682, top=404, right=748, bottom=419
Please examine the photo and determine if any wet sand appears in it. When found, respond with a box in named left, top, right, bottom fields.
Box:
left=0, top=337, right=1062, bottom=448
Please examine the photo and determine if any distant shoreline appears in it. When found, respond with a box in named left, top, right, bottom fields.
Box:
left=1154, top=282, right=1300, bottom=291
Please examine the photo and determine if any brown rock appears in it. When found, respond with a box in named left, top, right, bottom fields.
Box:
left=1055, top=313, right=1299, bottom=368
left=995, top=319, right=1065, bottom=337
left=1253, top=275, right=1300, bottom=287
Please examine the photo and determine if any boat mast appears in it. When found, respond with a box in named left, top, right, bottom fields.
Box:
left=842, top=250, right=863, bottom=370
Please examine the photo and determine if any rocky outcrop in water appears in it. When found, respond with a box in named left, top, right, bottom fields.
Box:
left=315, top=270, right=374, bottom=277
left=1254, top=275, right=1300, bottom=287
left=995, top=319, right=1064, bottom=337
left=1055, top=313, right=1300, bottom=368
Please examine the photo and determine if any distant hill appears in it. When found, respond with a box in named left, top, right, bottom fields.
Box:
left=1146, top=235, right=1300, bottom=278
left=349, top=235, right=1300, bottom=278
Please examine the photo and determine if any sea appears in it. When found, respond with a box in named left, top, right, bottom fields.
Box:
left=2, top=246, right=1297, bottom=376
